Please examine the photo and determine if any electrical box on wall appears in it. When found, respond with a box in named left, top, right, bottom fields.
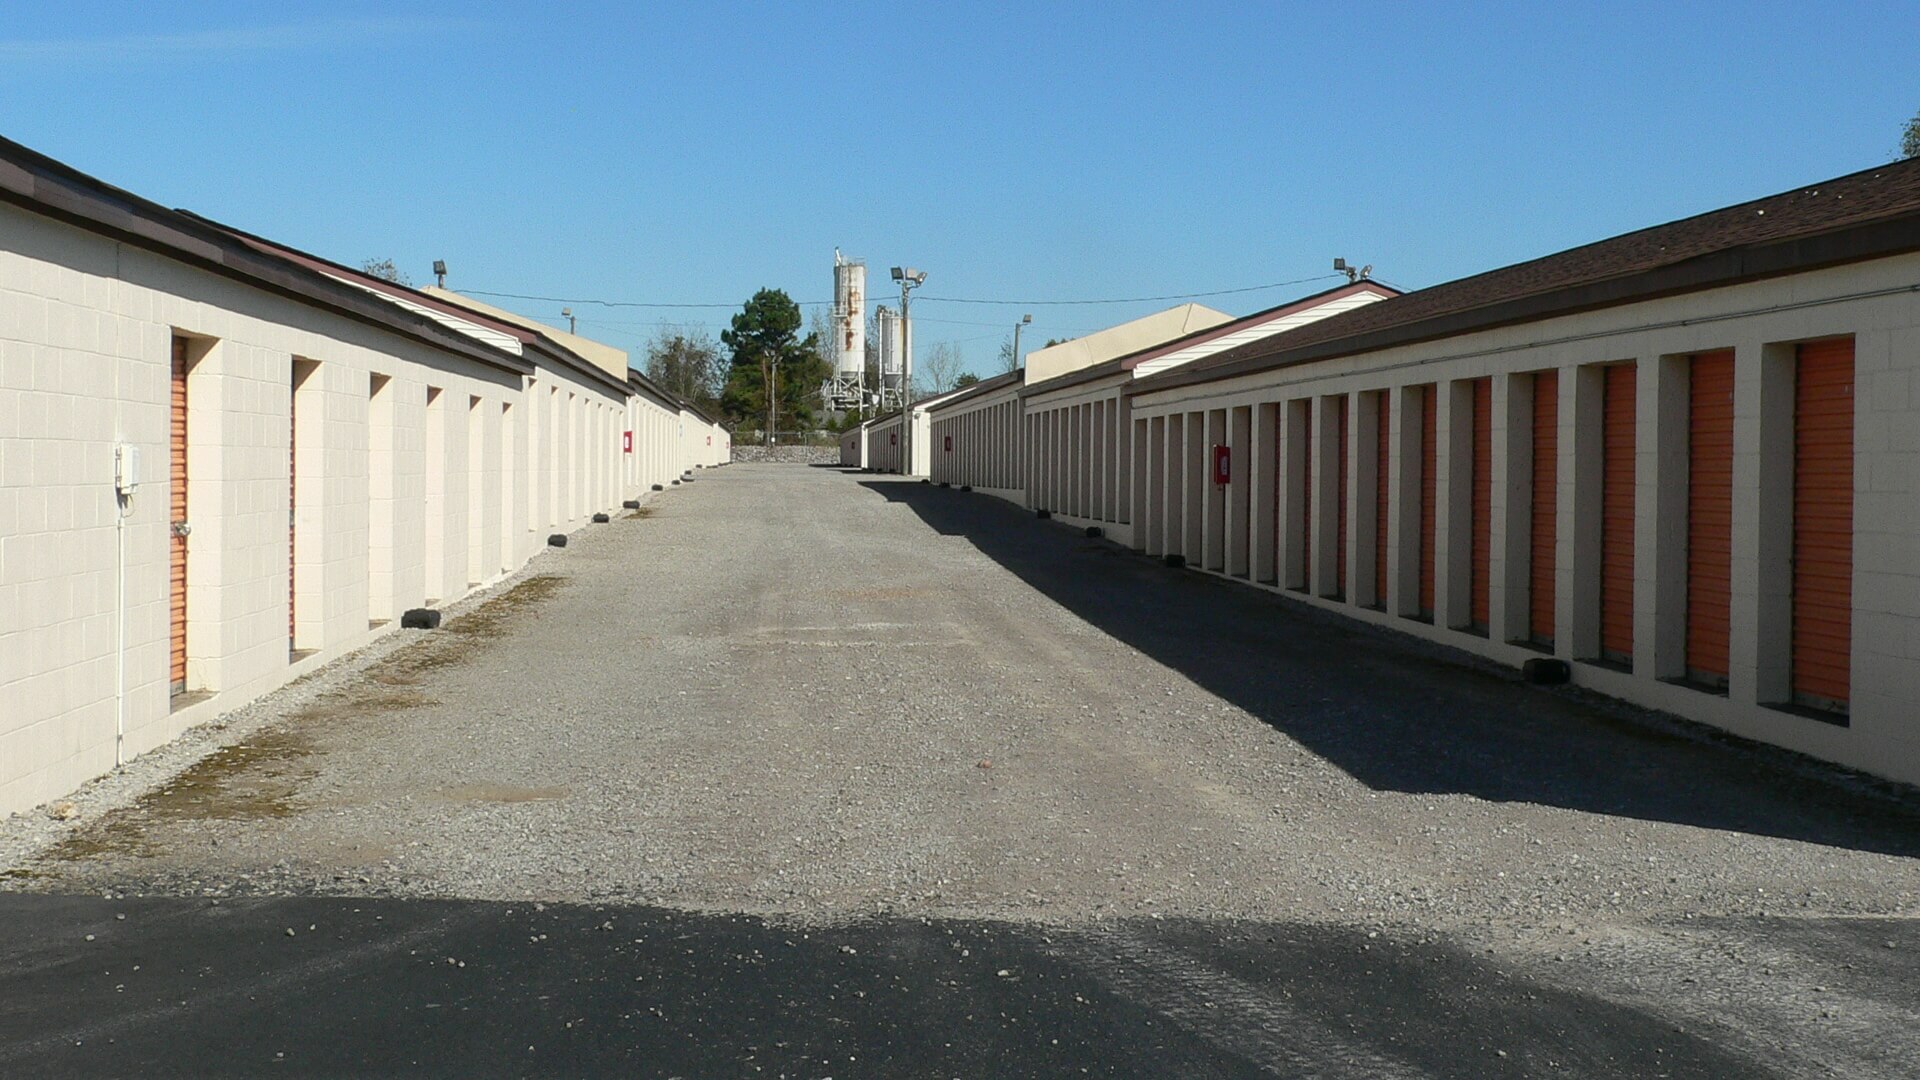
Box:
left=114, top=444, right=141, bottom=495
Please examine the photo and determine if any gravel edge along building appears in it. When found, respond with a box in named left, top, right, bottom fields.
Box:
left=0, top=136, right=727, bottom=816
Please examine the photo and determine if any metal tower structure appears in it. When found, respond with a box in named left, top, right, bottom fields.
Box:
left=821, top=249, right=868, bottom=414
left=875, top=304, right=904, bottom=412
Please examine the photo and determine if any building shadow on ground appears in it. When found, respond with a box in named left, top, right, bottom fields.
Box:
left=0, top=893, right=1787, bottom=1078
left=859, top=479, right=1920, bottom=858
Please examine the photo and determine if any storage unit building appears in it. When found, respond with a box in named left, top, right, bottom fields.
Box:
left=1020, top=283, right=1399, bottom=550
left=927, top=371, right=1024, bottom=502
left=1123, top=158, right=1920, bottom=786
left=0, top=137, right=720, bottom=815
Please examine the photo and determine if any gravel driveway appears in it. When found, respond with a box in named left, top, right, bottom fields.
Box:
left=6, top=462, right=1919, bottom=1076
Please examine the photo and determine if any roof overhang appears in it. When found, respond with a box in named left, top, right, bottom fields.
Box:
left=0, top=137, right=533, bottom=378
left=1134, top=213, right=1920, bottom=397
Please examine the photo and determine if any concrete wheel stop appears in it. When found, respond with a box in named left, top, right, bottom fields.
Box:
left=1522, top=658, right=1571, bottom=685
left=1163, top=553, right=1186, bottom=568
left=1085, top=526, right=1104, bottom=538
left=591, top=512, right=610, bottom=523
left=547, top=533, right=568, bottom=548
left=400, top=607, right=441, bottom=630
left=1035, top=509, right=1051, bottom=519
left=622, top=500, right=641, bottom=509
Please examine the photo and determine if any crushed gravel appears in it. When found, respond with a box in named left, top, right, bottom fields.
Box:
left=11, top=464, right=1920, bottom=1074
left=6, top=465, right=1915, bottom=938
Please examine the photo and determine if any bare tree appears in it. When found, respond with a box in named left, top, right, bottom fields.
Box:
left=644, top=324, right=724, bottom=410
left=996, top=334, right=1019, bottom=374
left=918, top=341, right=964, bottom=396
left=360, top=258, right=413, bottom=286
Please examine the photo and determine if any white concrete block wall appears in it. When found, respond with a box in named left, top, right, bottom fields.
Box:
left=0, top=202, right=643, bottom=815
left=1126, top=251, right=1920, bottom=786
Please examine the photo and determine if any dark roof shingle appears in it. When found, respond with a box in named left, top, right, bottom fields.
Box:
left=1139, top=156, right=1920, bottom=393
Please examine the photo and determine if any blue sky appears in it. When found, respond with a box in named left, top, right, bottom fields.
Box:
left=2, top=2, right=1916, bottom=375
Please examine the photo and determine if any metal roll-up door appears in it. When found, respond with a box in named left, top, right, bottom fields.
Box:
left=1470, top=377, right=1492, bottom=630
left=170, top=339, right=189, bottom=695
left=1792, top=338, right=1853, bottom=710
left=1300, top=403, right=1312, bottom=586
left=1374, top=392, right=1389, bottom=609
left=1687, top=349, right=1735, bottom=686
left=1335, top=395, right=1349, bottom=598
left=1419, top=385, right=1437, bottom=618
left=1600, top=364, right=1636, bottom=663
left=1530, top=371, right=1558, bottom=645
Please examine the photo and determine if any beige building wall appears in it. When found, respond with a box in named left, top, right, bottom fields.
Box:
left=1021, top=378, right=1132, bottom=545
left=0, top=201, right=641, bottom=815
left=928, top=381, right=1025, bottom=506
left=1022, top=303, right=1231, bottom=385
left=868, top=414, right=905, bottom=474
left=422, top=288, right=630, bottom=384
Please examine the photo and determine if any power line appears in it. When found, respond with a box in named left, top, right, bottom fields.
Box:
left=914, top=273, right=1346, bottom=306
left=458, top=272, right=1347, bottom=314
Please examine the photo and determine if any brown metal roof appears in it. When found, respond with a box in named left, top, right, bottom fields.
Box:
left=1136, top=156, right=1920, bottom=395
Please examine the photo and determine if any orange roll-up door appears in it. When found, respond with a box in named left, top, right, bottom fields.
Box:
left=1530, top=371, right=1558, bottom=645
left=1470, top=378, right=1492, bottom=629
left=170, top=339, right=189, bottom=694
left=1300, top=404, right=1312, bottom=585
left=1272, top=408, right=1284, bottom=582
left=1335, top=396, right=1349, bottom=597
left=1687, top=349, right=1735, bottom=686
left=1600, top=364, right=1636, bottom=663
left=1792, top=339, right=1853, bottom=709
left=1374, top=392, right=1389, bottom=608
left=1419, top=385, right=1437, bottom=617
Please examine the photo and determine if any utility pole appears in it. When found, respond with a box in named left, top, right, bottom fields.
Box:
left=1012, top=312, right=1032, bottom=372
left=765, top=347, right=778, bottom=447
left=890, top=267, right=926, bottom=472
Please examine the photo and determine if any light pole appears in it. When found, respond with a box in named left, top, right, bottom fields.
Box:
left=765, top=345, right=778, bottom=447
left=1011, top=312, right=1032, bottom=372
left=890, top=266, right=927, bottom=472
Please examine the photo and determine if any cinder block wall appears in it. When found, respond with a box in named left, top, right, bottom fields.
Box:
left=0, top=203, right=639, bottom=815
